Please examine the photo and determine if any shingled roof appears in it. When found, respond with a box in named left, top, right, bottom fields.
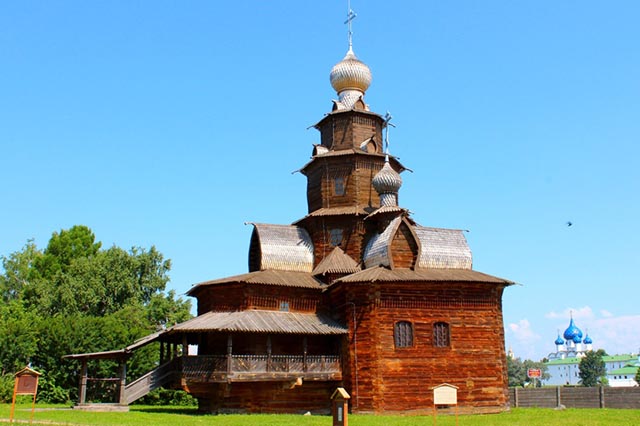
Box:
left=414, top=226, right=473, bottom=269
left=248, top=223, right=314, bottom=273
left=187, top=270, right=324, bottom=296
left=332, top=266, right=513, bottom=285
left=363, top=216, right=402, bottom=268
left=166, top=310, right=348, bottom=335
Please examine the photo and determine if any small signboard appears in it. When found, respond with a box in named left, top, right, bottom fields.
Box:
left=527, top=368, right=542, bottom=378
left=10, top=366, right=41, bottom=425
left=431, top=383, right=459, bottom=426
left=433, top=384, right=458, bottom=405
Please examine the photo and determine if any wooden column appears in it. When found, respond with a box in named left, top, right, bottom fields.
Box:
left=118, top=360, right=127, bottom=405
left=226, top=334, right=233, bottom=375
left=303, top=336, right=308, bottom=372
left=165, top=342, right=171, bottom=361
left=79, top=359, right=88, bottom=404
left=182, top=335, right=188, bottom=357
left=160, top=342, right=165, bottom=364
left=267, top=336, right=272, bottom=372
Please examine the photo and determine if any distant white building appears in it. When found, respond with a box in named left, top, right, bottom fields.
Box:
left=543, top=316, right=639, bottom=387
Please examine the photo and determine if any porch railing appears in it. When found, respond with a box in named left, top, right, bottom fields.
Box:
left=179, top=354, right=341, bottom=381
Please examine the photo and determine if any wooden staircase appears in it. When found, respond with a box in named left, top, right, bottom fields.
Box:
left=124, top=359, right=177, bottom=404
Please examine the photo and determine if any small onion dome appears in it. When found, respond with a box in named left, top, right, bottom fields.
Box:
left=583, top=334, right=593, bottom=344
left=573, top=335, right=582, bottom=344
left=372, top=158, right=402, bottom=207
left=330, top=48, right=372, bottom=93
left=563, top=318, right=583, bottom=341
left=555, top=334, right=565, bottom=345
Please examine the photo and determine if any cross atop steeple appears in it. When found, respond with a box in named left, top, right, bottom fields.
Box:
left=344, top=0, right=357, bottom=51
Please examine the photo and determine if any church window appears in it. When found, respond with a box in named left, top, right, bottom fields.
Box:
left=330, top=228, right=343, bottom=246
left=394, top=321, right=413, bottom=348
left=433, top=322, right=450, bottom=347
left=334, top=177, right=345, bottom=195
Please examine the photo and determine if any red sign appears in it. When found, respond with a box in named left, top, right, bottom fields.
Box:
left=527, top=368, right=542, bottom=378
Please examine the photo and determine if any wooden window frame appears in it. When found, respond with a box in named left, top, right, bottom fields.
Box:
left=334, top=177, right=345, bottom=196
left=394, top=321, right=414, bottom=349
left=433, top=321, right=450, bottom=348
left=330, top=228, right=343, bottom=247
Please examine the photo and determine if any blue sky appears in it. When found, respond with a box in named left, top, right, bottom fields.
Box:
left=2, top=1, right=639, bottom=361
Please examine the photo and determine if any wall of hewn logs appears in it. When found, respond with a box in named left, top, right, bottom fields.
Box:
left=331, top=281, right=509, bottom=414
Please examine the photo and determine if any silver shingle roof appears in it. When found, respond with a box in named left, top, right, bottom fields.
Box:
left=363, top=216, right=402, bottom=268
left=249, top=223, right=314, bottom=273
left=414, top=226, right=472, bottom=269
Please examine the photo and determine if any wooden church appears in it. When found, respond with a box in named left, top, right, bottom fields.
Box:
left=66, top=24, right=513, bottom=416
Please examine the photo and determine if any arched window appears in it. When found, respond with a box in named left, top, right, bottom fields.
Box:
left=394, top=321, right=413, bottom=348
left=433, top=322, right=450, bottom=347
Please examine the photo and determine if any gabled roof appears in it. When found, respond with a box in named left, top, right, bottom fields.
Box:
left=188, top=270, right=324, bottom=296
left=166, top=310, right=348, bottom=335
left=248, top=223, right=314, bottom=273
left=312, top=246, right=360, bottom=275
left=414, top=226, right=472, bottom=270
left=332, top=266, right=513, bottom=285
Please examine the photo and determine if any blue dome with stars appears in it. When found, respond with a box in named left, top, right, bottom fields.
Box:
left=583, top=334, right=593, bottom=344
left=555, top=334, right=565, bottom=345
left=563, top=318, right=583, bottom=341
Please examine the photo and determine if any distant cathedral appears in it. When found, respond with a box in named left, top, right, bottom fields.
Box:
left=547, top=315, right=593, bottom=361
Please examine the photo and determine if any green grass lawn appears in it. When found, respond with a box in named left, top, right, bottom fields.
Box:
left=1, top=404, right=639, bottom=426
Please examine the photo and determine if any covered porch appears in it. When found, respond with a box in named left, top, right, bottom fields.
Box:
left=64, top=309, right=347, bottom=409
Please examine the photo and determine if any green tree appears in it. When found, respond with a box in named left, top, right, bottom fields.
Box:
left=0, top=240, right=43, bottom=303
left=0, top=225, right=192, bottom=403
left=635, top=367, right=640, bottom=386
left=579, top=349, right=607, bottom=386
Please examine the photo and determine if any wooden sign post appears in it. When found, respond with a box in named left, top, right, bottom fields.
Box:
left=331, top=387, right=350, bottom=426
left=9, top=366, right=41, bottom=424
left=431, top=383, right=459, bottom=426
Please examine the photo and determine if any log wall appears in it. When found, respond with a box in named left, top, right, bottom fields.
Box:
left=197, top=284, right=321, bottom=315
left=192, top=381, right=340, bottom=414
left=333, top=281, right=509, bottom=414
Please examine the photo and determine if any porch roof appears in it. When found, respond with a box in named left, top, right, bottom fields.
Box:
left=165, top=310, right=348, bottom=335
left=63, top=330, right=164, bottom=360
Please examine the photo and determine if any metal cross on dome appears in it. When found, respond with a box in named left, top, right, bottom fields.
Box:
left=344, top=0, right=357, bottom=50
left=384, top=111, right=396, bottom=156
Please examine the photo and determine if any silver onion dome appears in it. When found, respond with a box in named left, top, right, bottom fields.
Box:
left=330, top=48, right=372, bottom=109
left=372, top=159, right=402, bottom=206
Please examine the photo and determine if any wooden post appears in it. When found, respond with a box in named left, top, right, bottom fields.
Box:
left=303, top=336, right=308, bottom=372
left=118, top=360, right=127, bottom=405
left=266, top=335, right=272, bottom=372
left=79, top=359, right=88, bottom=405
left=160, top=342, right=165, bottom=364
left=514, top=387, right=519, bottom=408
left=226, top=334, right=233, bottom=375
left=555, top=386, right=561, bottom=408
left=182, top=335, right=188, bottom=357
left=599, top=385, right=605, bottom=408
